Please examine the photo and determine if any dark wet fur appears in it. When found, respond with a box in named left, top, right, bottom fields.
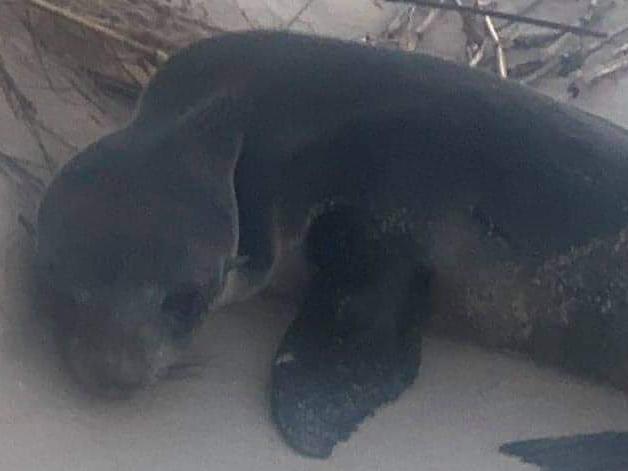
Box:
left=271, top=204, right=431, bottom=458
left=500, top=431, right=628, bottom=471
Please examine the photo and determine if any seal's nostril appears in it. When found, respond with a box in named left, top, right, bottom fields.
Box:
left=95, top=359, right=149, bottom=396
left=62, top=335, right=151, bottom=398
left=161, top=286, right=206, bottom=336
left=103, top=350, right=118, bottom=370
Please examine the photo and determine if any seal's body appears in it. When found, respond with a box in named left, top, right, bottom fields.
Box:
left=138, top=31, right=628, bottom=274
left=36, top=30, right=628, bottom=453
left=138, top=31, right=628, bottom=387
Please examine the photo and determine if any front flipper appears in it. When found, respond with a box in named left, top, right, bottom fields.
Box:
left=500, top=432, right=628, bottom=471
left=271, top=204, right=431, bottom=458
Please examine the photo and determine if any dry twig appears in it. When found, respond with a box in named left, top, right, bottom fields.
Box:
left=285, top=0, right=317, bottom=28
left=520, top=41, right=570, bottom=85
left=17, top=214, right=37, bottom=240
left=25, top=0, right=169, bottom=66
left=0, top=51, right=58, bottom=170
left=511, top=31, right=561, bottom=49
left=484, top=13, right=507, bottom=78
left=518, top=0, right=616, bottom=85
left=415, top=5, right=441, bottom=37
left=582, top=24, right=628, bottom=61
left=496, top=0, right=543, bottom=32
left=386, top=0, right=607, bottom=38
left=468, top=40, right=487, bottom=66
left=0, top=53, right=36, bottom=121
left=0, top=149, right=47, bottom=194
left=569, top=55, right=628, bottom=96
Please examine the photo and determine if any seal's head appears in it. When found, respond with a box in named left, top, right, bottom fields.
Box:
left=35, top=111, right=243, bottom=398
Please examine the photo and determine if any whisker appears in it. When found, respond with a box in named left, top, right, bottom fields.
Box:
left=159, top=357, right=208, bottom=381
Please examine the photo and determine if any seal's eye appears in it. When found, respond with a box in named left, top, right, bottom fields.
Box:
left=161, top=286, right=206, bottom=336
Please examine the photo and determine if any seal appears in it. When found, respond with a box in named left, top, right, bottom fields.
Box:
left=36, top=30, right=628, bottom=453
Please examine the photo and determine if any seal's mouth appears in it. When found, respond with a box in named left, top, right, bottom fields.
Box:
left=37, top=272, right=214, bottom=399
left=65, top=353, right=207, bottom=400
left=158, top=357, right=207, bottom=381
left=58, top=327, right=209, bottom=400
left=64, top=349, right=155, bottom=400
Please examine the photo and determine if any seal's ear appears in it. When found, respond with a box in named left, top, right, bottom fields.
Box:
left=224, top=255, right=249, bottom=274
left=187, top=128, right=244, bottom=185
left=172, top=93, right=247, bottom=201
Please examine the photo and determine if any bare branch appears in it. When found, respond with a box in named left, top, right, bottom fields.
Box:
left=18, top=214, right=37, bottom=241
left=25, top=0, right=169, bottom=66
left=569, top=54, right=628, bottom=95
left=285, top=0, right=317, bottom=28
left=468, top=41, right=487, bottom=66
left=0, top=53, right=36, bottom=121
left=484, top=15, right=507, bottom=78
left=496, top=0, right=543, bottom=32
left=385, top=0, right=607, bottom=38
left=0, top=148, right=47, bottom=194
left=415, top=6, right=441, bottom=37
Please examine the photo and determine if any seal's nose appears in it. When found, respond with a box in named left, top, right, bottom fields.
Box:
left=61, top=319, right=158, bottom=399
left=97, top=346, right=152, bottom=392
